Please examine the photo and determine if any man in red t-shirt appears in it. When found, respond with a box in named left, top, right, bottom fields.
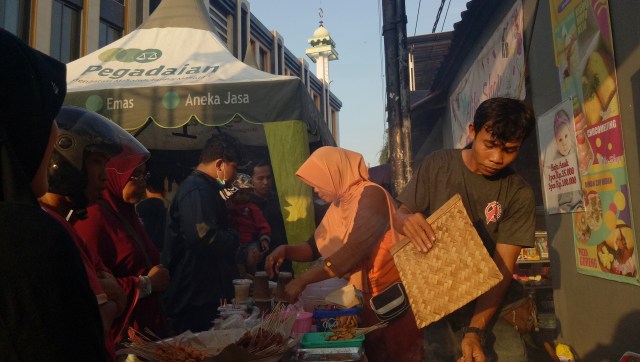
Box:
left=227, top=173, right=271, bottom=275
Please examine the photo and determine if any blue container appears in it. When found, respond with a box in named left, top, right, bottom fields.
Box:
left=312, top=307, right=359, bottom=332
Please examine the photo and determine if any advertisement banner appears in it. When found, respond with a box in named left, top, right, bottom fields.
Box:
left=537, top=99, right=584, bottom=214
left=549, top=0, right=638, bottom=284
left=449, top=0, right=525, bottom=148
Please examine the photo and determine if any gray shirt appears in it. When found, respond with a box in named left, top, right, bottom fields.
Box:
left=398, top=149, right=535, bottom=254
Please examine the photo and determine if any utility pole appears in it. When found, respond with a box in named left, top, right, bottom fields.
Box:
left=382, top=0, right=412, bottom=197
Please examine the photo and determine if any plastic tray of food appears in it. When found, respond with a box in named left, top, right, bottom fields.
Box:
left=299, top=332, right=364, bottom=349
left=295, top=346, right=363, bottom=361
left=312, top=307, right=360, bottom=332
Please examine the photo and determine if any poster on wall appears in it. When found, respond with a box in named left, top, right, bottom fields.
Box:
left=537, top=99, right=584, bottom=214
left=549, top=0, right=639, bottom=284
left=449, top=0, right=525, bottom=148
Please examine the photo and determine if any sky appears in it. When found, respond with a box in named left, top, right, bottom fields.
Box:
left=249, top=0, right=467, bottom=166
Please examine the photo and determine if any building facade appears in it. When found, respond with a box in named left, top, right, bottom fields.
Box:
left=0, top=0, right=341, bottom=143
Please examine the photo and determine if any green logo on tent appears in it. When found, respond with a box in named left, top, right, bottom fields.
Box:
left=163, top=92, right=180, bottom=110
left=134, top=49, right=162, bottom=63
left=86, top=95, right=103, bottom=112
left=98, top=48, right=163, bottom=63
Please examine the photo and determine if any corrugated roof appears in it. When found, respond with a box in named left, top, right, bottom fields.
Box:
left=429, top=0, right=503, bottom=94
left=408, top=31, right=453, bottom=91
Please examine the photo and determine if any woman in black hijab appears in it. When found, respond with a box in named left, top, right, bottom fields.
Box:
left=0, top=29, right=108, bottom=361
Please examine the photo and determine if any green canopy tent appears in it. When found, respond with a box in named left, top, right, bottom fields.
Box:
left=64, top=0, right=334, bottom=246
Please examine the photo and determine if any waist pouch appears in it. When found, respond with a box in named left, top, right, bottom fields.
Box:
left=368, top=282, right=409, bottom=322
left=499, top=296, right=538, bottom=334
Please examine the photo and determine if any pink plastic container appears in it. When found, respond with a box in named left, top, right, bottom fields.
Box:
left=292, top=311, right=313, bottom=334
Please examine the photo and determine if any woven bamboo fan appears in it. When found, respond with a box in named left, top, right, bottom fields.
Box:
left=391, top=194, right=503, bottom=329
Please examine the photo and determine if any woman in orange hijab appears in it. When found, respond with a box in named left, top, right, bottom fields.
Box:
left=265, top=146, right=423, bottom=362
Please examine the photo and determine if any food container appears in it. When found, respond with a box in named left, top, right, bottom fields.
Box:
left=292, top=311, right=313, bottom=334
left=312, top=308, right=359, bottom=332
left=268, top=281, right=277, bottom=297
left=301, top=295, right=326, bottom=313
left=252, top=272, right=270, bottom=299
left=296, top=347, right=363, bottom=362
left=303, top=277, right=348, bottom=298
left=299, top=332, right=365, bottom=349
left=301, top=278, right=349, bottom=312
left=266, top=311, right=313, bottom=336
left=233, top=279, right=252, bottom=303
left=275, top=272, right=293, bottom=302
left=254, top=298, right=273, bottom=313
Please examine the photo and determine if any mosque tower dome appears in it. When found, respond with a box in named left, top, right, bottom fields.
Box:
left=313, top=23, right=330, bottom=38
left=306, top=20, right=338, bottom=84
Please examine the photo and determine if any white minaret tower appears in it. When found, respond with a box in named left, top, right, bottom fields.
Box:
left=306, top=12, right=339, bottom=142
left=305, top=18, right=338, bottom=84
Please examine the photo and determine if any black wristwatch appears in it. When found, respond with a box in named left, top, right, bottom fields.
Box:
left=462, top=326, right=485, bottom=343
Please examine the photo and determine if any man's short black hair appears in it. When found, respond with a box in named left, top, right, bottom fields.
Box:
left=199, top=132, right=244, bottom=164
left=250, top=159, right=272, bottom=175
left=473, top=97, right=535, bottom=143
left=146, top=171, right=165, bottom=194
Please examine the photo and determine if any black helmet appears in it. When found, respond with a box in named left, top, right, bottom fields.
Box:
left=48, top=106, right=149, bottom=214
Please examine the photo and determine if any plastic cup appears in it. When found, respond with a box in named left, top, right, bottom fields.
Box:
left=292, top=311, right=313, bottom=334
left=252, top=271, right=270, bottom=299
left=233, top=279, right=252, bottom=303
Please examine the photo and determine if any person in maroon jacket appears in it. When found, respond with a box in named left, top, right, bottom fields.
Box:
left=74, top=148, right=170, bottom=341
left=227, top=173, right=271, bottom=275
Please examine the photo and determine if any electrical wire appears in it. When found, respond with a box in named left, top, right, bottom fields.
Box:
left=432, top=0, right=447, bottom=33
left=439, top=0, right=452, bottom=33
left=378, top=0, right=386, bottom=137
left=413, top=0, right=423, bottom=36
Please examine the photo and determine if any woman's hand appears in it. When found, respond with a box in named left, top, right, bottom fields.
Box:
left=284, top=277, right=306, bottom=304
left=147, top=264, right=170, bottom=292
left=265, top=245, right=287, bottom=278
left=99, top=301, right=118, bottom=335
left=98, top=274, right=126, bottom=314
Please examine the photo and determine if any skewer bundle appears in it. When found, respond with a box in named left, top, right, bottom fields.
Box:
left=121, top=303, right=296, bottom=361
left=123, top=328, right=212, bottom=362
left=234, top=303, right=296, bottom=358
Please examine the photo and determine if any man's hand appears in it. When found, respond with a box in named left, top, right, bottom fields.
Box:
left=459, top=333, right=485, bottom=362
left=394, top=204, right=436, bottom=252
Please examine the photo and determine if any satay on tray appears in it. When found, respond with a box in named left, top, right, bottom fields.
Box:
left=120, top=304, right=296, bottom=361
left=225, top=303, right=296, bottom=360
left=324, top=314, right=388, bottom=341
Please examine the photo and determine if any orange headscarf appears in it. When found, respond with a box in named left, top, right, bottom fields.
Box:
left=296, top=146, right=399, bottom=291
